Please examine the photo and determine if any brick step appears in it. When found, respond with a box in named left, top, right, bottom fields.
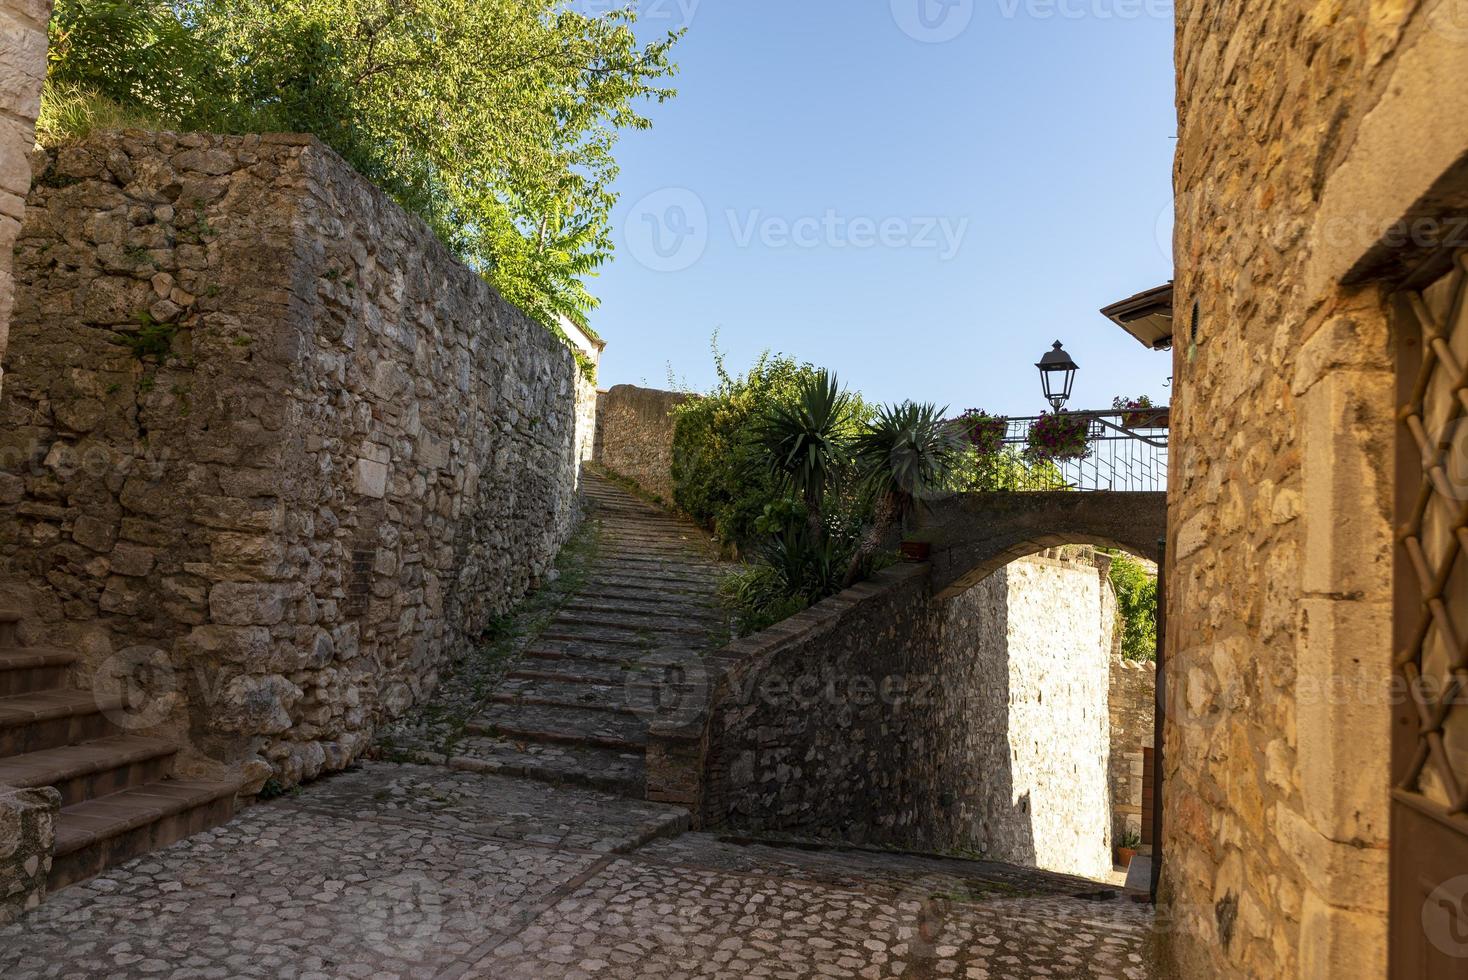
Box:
left=564, top=597, right=725, bottom=623
left=0, top=609, right=20, bottom=648
left=50, top=778, right=241, bottom=891
left=0, top=734, right=177, bottom=807
left=552, top=610, right=719, bottom=637
left=0, top=646, right=78, bottom=696
left=487, top=677, right=637, bottom=715
left=444, top=735, right=645, bottom=797
left=0, top=690, right=122, bottom=756
left=466, top=702, right=648, bottom=751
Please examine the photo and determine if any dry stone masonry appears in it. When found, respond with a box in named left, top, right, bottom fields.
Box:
left=0, top=132, right=597, bottom=795
left=653, top=553, right=1120, bottom=881
left=0, top=0, right=49, bottom=393
left=592, top=385, right=691, bottom=506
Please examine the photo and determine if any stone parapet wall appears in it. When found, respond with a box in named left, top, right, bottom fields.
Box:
left=592, top=384, right=690, bottom=504
left=1108, top=656, right=1154, bottom=848
left=0, top=131, right=595, bottom=791
left=0, top=783, right=56, bottom=924
left=654, top=553, right=1117, bottom=880
left=0, top=0, right=50, bottom=393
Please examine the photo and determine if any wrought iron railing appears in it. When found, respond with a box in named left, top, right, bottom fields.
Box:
left=953, top=409, right=1168, bottom=493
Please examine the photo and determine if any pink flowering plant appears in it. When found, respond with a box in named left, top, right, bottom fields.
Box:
left=1025, top=411, right=1091, bottom=461
left=953, top=409, right=1008, bottom=457
left=1111, top=395, right=1169, bottom=429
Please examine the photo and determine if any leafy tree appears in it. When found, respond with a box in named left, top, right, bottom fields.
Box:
left=44, top=0, right=681, bottom=342
left=1109, top=552, right=1158, bottom=662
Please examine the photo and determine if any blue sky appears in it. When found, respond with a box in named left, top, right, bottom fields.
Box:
left=588, top=0, right=1176, bottom=416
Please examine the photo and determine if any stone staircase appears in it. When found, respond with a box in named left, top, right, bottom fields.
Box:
left=452, top=470, right=729, bottom=797
left=0, top=610, right=241, bottom=891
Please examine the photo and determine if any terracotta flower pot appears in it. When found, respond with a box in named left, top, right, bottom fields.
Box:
left=1115, top=847, right=1138, bottom=868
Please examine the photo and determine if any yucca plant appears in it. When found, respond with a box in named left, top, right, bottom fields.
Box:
left=751, top=369, right=854, bottom=517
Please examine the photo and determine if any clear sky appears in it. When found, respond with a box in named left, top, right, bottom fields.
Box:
left=588, top=0, right=1176, bottom=416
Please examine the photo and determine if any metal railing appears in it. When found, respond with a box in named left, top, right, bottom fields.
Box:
left=954, top=409, right=1168, bottom=493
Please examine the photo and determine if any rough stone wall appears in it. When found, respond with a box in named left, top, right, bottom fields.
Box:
left=0, top=0, right=49, bottom=393
left=685, top=554, right=1116, bottom=880
left=0, top=784, right=55, bottom=924
left=0, top=132, right=596, bottom=791
left=1164, top=0, right=1468, bottom=975
left=1108, top=655, right=1154, bottom=848
left=592, top=384, right=690, bottom=504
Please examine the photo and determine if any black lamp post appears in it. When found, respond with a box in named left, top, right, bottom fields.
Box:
left=1036, top=341, right=1078, bottom=412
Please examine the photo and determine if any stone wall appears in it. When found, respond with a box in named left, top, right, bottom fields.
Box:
left=1108, top=655, right=1153, bottom=849
left=592, top=384, right=689, bottom=505
left=0, top=132, right=596, bottom=791
left=655, top=553, right=1118, bottom=881
left=1163, top=0, right=1468, bottom=975
left=0, top=0, right=49, bottom=393
left=0, top=784, right=55, bottom=924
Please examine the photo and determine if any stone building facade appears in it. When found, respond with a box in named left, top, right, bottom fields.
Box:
left=592, top=384, right=691, bottom=506
left=0, top=0, right=48, bottom=393
left=0, top=132, right=597, bottom=791
left=1109, top=655, right=1154, bottom=849
left=1163, top=0, right=1468, bottom=976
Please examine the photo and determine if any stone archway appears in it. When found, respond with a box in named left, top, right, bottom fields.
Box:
left=915, top=491, right=1167, bottom=599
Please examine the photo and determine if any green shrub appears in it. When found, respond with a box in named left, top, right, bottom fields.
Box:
left=1109, top=552, right=1158, bottom=662
left=42, top=0, right=680, bottom=343
left=671, top=347, right=868, bottom=552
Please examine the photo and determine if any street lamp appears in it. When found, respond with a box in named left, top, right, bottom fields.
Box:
left=1036, top=341, right=1078, bottom=412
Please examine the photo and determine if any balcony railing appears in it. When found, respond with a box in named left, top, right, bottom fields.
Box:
left=956, top=409, right=1168, bottom=493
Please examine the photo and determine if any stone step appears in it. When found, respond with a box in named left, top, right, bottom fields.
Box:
left=507, top=662, right=640, bottom=686
left=600, top=553, right=722, bottom=574
left=50, top=778, right=241, bottom=891
left=564, top=596, right=725, bottom=623
left=0, top=609, right=19, bottom=648
left=466, top=702, right=648, bottom=751
left=540, top=624, right=712, bottom=651
left=520, top=642, right=643, bottom=668
left=488, top=677, right=639, bottom=715
left=587, top=570, right=725, bottom=594
left=0, top=734, right=177, bottom=807
left=444, top=735, right=646, bottom=797
left=552, top=610, right=718, bottom=637
left=0, top=646, right=77, bottom=697
left=0, top=690, right=122, bottom=757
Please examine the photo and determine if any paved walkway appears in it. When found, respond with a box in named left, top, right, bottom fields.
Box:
left=0, top=762, right=1155, bottom=979
left=383, top=470, right=728, bottom=797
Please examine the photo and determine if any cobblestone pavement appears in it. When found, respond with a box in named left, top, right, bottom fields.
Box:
left=1, top=762, right=1155, bottom=979
left=382, top=470, right=729, bottom=797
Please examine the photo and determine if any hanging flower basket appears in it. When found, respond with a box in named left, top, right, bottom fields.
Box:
left=954, top=409, right=1008, bottom=457
left=1025, top=412, right=1091, bottom=461
left=1112, top=396, right=1169, bottom=430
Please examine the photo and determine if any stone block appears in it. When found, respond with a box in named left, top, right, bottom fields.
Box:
left=209, top=582, right=288, bottom=626
left=0, top=784, right=59, bottom=926
left=1299, top=890, right=1388, bottom=980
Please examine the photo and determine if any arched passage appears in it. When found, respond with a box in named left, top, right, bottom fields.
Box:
left=917, top=491, right=1167, bottom=599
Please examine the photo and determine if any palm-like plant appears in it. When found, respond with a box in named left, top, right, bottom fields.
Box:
left=752, top=369, right=853, bottom=516
left=853, top=401, right=961, bottom=527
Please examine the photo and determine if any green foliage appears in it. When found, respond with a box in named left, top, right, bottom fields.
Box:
left=114, top=312, right=177, bottom=360
left=1109, top=552, right=1158, bottom=662
left=671, top=345, right=868, bottom=551
left=36, top=81, right=161, bottom=145
left=752, top=369, right=854, bottom=513
left=44, top=0, right=681, bottom=341
left=852, top=400, right=961, bottom=528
